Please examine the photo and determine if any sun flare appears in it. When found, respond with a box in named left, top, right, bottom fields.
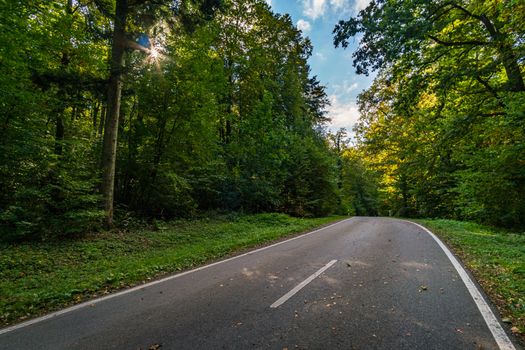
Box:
left=149, top=46, right=160, bottom=60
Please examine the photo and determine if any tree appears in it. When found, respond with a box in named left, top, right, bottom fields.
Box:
left=334, top=0, right=524, bottom=91
left=334, top=0, right=525, bottom=227
left=100, top=0, right=223, bottom=226
left=1, top=0, right=342, bottom=241
left=101, top=0, right=128, bottom=227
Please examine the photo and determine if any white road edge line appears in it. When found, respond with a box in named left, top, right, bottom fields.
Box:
left=0, top=218, right=353, bottom=335
left=270, top=260, right=337, bottom=309
left=405, top=220, right=516, bottom=350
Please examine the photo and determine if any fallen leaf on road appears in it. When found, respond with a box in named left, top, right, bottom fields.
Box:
left=502, top=318, right=511, bottom=323
left=511, top=326, right=521, bottom=334
left=148, top=344, right=161, bottom=350
left=456, top=328, right=463, bottom=334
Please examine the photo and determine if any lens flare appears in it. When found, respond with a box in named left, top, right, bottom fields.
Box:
left=144, top=45, right=166, bottom=71
left=149, top=47, right=160, bottom=60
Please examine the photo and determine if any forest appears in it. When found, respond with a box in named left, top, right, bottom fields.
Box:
left=0, top=0, right=524, bottom=242
left=334, top=0, right=525, bottom=229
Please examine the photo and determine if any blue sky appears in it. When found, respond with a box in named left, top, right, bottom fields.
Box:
left=265, top=0, right=375, bottom=134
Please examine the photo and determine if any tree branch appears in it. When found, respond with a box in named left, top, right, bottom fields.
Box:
left=449, top=3, right=483, bottom=21
left=475, top=76, right=507, bottom=110
left=427, top=35, right=488, bottom=47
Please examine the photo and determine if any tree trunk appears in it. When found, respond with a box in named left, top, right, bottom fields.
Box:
left=101, top=0, right=127, bottom=227
left=55, top=114, right=65, bottom=156
left=98, top=104, right=106, bottom=136
left=54, top=0, right=73, bottom=156
left=480, top=15, right=525, bottom=92
left=92, top=101, right=99, bottom=131
left=497, top=43, right=524, bottom=92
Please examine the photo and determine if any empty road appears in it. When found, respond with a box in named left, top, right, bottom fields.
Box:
left=0, top=217, right=518, bottom=349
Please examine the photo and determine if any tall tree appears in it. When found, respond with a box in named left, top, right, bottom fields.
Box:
left=334, top=0, right=525, bottom=227
left=101, top=0, right=128, bottom=226
left=101, top=0, right=223, bottom=226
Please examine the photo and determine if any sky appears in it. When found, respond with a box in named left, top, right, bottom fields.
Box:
left=265, top=0, right=375, bottom=135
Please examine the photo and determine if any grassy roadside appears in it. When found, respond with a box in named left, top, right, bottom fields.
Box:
left=417, top=219, right=525, bottom=340
left=0, top=213, right=345, bottom=327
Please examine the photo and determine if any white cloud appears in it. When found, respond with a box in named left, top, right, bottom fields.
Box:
left=314, top=51, right=327, bottom=60
left=302, top=0, right=353, bottom=20
left=265, top=0, right=272, bottom=6
left=333, top=80, right=359, bottom=95
left=327, top=95, right=361, bottom=132
left=302, top=0, right=328, bottom=20
left=355, top=0, right=371, bottom=11
left=297, top=19, right=312, bottom=32
left=329, top=0, right=345, bottom=10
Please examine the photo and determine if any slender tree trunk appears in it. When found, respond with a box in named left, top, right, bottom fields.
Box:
left=71, top=104, right=77, bottom=121
left=98, top=104, right=106, bottom=136
left=55, top=113, right=65, bottom=156
left=54, top=0, right=73, bottom=157
left=93, top=101, right=99, bottom=131
left=101, top=0, right=127, bottom=227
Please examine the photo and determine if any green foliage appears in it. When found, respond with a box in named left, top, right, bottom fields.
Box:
left=335, top=0, right=525, bottom=228
left=1, top=0, right=342, bottom=240
left=340, top=149, right=380, bottom=216
left=0, top=1, right=105, bottom=240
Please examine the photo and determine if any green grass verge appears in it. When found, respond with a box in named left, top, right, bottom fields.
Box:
left=0, top=213, right=344, bottom=327
left=417, top=219, right=525, bottom=338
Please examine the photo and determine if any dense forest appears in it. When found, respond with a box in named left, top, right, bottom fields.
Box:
left=335, top=0, right=525, bottom=229
left=1, top=0, right=524, bottom=242
left=0, top=0, right=355, bottom=241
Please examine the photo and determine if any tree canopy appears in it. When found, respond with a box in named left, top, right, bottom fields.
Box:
left=3, top=0, right=521, bottom=241
left=334, top=0, right=525, bottom=228
left=1, top=0, right=364, bottom=241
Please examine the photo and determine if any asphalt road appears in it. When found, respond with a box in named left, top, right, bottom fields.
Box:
left=0, top=217, right=519, bottom=349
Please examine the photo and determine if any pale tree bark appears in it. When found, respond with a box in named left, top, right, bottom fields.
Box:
left=102, top=0, right=128, bottom=226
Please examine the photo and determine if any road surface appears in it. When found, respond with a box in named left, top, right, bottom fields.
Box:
left=0, top=217, right=518, bottom=349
